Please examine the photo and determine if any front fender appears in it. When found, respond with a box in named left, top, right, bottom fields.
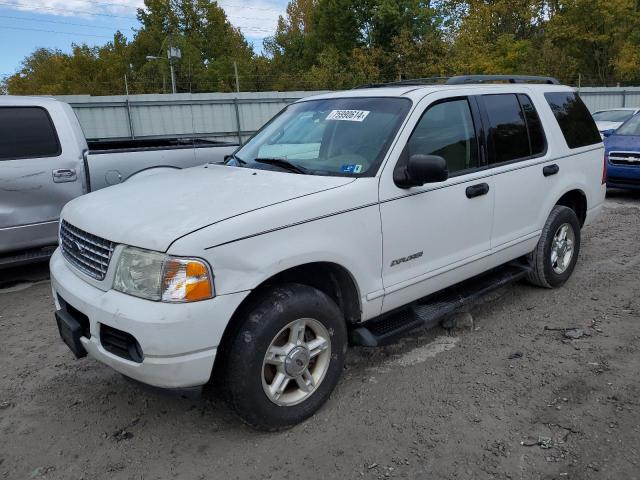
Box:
left=187, top=204, right=384, bottom=320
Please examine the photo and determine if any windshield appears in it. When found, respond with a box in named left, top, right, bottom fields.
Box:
left=615, top=113, right=640, bottom=136
left=230, top=97, right=412, bottom=176
left=592, top=110, right=636, bottom=123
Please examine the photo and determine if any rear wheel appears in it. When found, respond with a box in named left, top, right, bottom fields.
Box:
left=526, top=205, right=581, bottom=288
left=223, top=284, right=347, bottom=430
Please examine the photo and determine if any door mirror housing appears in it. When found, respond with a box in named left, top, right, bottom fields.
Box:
left=394, top=154, right=449, bottom=188
left=601, top=129, right=615, bottom=138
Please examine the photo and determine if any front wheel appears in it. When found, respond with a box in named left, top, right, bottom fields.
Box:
left=223, top=284, right=347, bottom=430
left=526, top=205, right=581, bottom=288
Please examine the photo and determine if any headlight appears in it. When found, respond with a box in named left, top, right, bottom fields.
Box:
left=113, top=247, right=213, bottom=302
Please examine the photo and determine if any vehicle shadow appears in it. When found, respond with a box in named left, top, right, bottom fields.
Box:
left=606, top=188, right=640, bottom=203
left=0, top=260, right=50, bottom=290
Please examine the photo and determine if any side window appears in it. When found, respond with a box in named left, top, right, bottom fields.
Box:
left=482, top=94, right=530, bottom=164
left=0, top=107, right=61, bottom=160
left=517, top=94, right=546, bottom=156
left=544, top=92, right=601, bottom=148
left=407, top=98, right=479, bottom=175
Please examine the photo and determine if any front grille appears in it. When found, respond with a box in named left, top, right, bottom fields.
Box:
left=60, top=220, right=115, bottom=280
left=100, top=324, right=144, bottom=363
left=609, top=151, right=640, bottom=166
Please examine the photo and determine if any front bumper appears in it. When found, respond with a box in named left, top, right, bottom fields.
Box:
left=607, top=163, right=640, bottom=190
left=50, top=248, right=249, bottom=388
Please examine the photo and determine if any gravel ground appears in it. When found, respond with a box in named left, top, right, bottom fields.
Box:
left=1, top=191, right=639, bottom=480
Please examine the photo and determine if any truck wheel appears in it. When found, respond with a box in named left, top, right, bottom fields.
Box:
left=223, top=284, right=347, bottom=430
left=526, top=205, right=581, bottom=288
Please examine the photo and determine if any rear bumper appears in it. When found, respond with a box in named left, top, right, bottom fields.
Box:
left=50, top=248, right=249, bottom=388
left=583, top=183, right=606, bottom=227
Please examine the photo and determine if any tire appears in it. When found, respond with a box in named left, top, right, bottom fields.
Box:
left=526, top=205, right=581, bottom=288
left=223, top=283, right=347, bottom=431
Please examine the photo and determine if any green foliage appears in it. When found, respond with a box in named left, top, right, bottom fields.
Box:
left=2, top=0, right=640, bottom=95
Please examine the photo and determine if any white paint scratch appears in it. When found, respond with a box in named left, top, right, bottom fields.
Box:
left=386, top=336, right=459, bottom=367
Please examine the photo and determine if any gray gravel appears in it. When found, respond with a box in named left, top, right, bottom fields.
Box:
left=1, top=190, right=639, bottom=480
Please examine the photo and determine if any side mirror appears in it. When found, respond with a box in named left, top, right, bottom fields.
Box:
left=602, top=129, right=615, bottom=138
left=394, top=154, right=449, bottom=188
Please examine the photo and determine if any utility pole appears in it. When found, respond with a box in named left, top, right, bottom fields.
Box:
left=233, top=61, right=240, bottom=93
left=147, top=41, right=181, bottom=95
left=124, top=74, right=135, bottom=139
left=168, top=48, right=176, bottom=94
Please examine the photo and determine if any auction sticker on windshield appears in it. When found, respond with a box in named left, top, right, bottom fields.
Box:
left=326, top=110, right=370, bottom=122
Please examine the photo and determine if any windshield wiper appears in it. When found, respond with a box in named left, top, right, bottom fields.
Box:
left=223, top=153, right=247, bottom=166
left=253, top=158, right=310, bottom=175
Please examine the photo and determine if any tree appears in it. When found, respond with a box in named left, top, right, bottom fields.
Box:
left=543, top=0, right=640, bottom=85
left=4, top=32, right=132, bottom=95
left=3, top=0, right=640, bottom=94
left=131, top=0, right=256, bottom=92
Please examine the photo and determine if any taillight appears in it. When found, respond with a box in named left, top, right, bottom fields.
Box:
left=602, top=152, right=608, bottom=185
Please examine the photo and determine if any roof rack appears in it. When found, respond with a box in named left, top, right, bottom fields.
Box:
left=446, top=75, right=560, bottom=85
left=353, top=76, right=450, bottom=89
left=354, top=74, right=560, bottom=89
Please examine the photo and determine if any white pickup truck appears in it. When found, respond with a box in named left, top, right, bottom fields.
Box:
left=50, top=76, right=605, bottom=430
left=0, top=96, right=237, bottom=267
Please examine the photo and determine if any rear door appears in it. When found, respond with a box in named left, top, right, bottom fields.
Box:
left=478, top=93, right=553, bottom=250
left=0, top=106, right=84, bottom=252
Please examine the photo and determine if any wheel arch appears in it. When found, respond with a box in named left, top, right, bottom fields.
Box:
left=210, top=261, right=361, bottom=382
left=554, top=188, right=587, bottom=227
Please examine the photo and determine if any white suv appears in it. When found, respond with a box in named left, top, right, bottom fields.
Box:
left=51, top=76, right=606, bottom=430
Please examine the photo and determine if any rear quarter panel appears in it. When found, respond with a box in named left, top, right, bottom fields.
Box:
left=530, top=89, right=605, bottom=229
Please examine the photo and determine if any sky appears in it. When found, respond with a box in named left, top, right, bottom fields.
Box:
left=0, top=0, right=288, bottom=78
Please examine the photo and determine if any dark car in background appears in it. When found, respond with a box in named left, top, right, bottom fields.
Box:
left=604, top=112, right=640, bottom=190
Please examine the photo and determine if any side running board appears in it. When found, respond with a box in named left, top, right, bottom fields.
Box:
left=351, top=263, right=531, bottom=347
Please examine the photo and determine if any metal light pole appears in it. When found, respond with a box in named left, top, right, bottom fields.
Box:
left=146, top=46, right=181, bottom=94
left=168, top=46, right=181, bottom=94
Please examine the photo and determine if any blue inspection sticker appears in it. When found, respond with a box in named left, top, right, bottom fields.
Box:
left=340, top=164, right=363, bottom=174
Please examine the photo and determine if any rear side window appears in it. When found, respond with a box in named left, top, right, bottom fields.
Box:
left=544, top=92, right=601, bottom=148
left=481, top=94, right=547, bottom=164
left=0, top=107, right=61, bottom=160
left=517, top=94, right=546, bottom=156
left=482, top=94, right=530, bottom=163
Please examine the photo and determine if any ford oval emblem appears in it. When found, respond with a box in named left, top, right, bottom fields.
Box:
left=68, top=240, right=84, bottom=255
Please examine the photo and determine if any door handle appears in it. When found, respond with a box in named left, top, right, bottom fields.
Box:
left=543, top=164, right=559, bottom=177
left=52, top=168, right=77, bottom=183
left=466, top=182, right=490, bottom=199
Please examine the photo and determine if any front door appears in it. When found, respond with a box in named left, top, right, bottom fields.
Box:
left=0, top=106, right=84, bottom=253
left=379, top=95, right=494, bottom=312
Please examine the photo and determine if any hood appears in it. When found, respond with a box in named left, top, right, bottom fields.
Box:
left=596, top=121, right=623, bottom=132
left=62, top=164, right=354, bottom=252
left=604, top=134, right=640, bottom=154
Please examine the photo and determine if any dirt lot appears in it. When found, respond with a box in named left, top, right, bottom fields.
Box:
left=1, top=191, right=639, bottom=480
